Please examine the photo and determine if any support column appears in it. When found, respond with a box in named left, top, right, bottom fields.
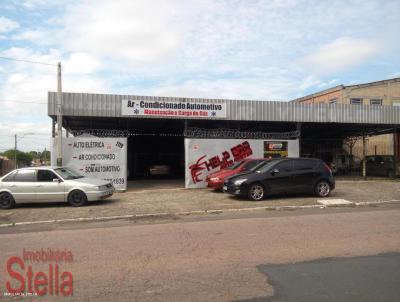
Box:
left=394, top=125, right=398, bottom=177
left=296, top=122, right=302, bottom=157
left=362, top=129, right=366, bottom=178
left=52, top=119, right=56, bottom=138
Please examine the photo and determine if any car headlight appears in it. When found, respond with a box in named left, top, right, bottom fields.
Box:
left=210, top=177, right=220, bottom=181
left=234, top=179, right=247, bottom=185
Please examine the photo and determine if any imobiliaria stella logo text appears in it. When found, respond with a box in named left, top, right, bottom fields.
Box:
left=4, top=248, right=74, bottom=297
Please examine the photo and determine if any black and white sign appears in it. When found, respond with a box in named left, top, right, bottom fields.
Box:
left=51, top=136, right=127, bottom=191
left=121, top=99, right=227, bottom=118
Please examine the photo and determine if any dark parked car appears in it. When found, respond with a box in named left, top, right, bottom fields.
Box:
left=365, top=155, right=396, bottom=177
left=223, top=158, right=335, bottom=201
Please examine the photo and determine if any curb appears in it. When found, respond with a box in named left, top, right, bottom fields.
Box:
left=1, top=200, right=399, bottom=228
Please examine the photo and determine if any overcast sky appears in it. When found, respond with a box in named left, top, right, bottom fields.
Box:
left=0, top=0, right=399, bottom=151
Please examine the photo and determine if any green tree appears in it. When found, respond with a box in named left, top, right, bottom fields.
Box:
left=0, top=149, right=33, bottom=168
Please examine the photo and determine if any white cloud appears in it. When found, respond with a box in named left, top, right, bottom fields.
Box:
left=11, top=0, right=50, bottom=9
left=0, top=16, right=19, bottom=33
left=63, top=52, right=101, bottom=74
left=132, top=75, right=296, bottom=101
left=11, top=29, right=45, bottom=41
left=61, top=0, right=184, bottom=65
left=301, top=37, right=381, bottom=74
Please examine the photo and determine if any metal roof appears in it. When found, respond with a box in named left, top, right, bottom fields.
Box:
left=48, top=92, right=400, bottom=125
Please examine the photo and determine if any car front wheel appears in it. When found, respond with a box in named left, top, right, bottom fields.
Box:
left=248, top=183, right=265, bottom=201
left=315, top=181, right=331, bottom=197
left=68, top=190, right=88, bottom=207
left=0, top=192, right=16, bottom=209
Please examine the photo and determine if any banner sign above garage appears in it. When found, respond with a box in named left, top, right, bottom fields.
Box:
left=184, top=138, right=299, bottom=188
left=51, top=135, right=127, bottom=191
left=121, top=99, right=227, bottom=119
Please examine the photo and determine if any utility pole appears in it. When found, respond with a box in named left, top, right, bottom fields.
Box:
left=14, top=134, right=17, bottom=169
left=362, top=129, right=366, bottom=178
left=56, top=61, right=63, bottom=167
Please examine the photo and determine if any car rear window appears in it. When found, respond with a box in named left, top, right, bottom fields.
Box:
left=1, top=171, right=17, bottom=182
left=242, top=160, right=265, bottom=171
left=274, top=160, right=294, bottom=172
left=294, top=159, right=318, bottom=170
left=14, top=170, right=36, bottom=182
left=227, top=160, right=244, bottom=170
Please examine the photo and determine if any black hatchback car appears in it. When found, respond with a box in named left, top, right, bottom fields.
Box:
left=223, top=158, right=335, bottom=201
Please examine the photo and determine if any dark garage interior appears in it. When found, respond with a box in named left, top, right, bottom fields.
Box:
left=59, top=115, right=399, bottom=179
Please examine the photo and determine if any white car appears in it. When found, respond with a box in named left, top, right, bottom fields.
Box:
left=0, top=167, right=114, bottom=209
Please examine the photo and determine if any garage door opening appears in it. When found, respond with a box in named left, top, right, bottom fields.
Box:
left=127, top=134, right=185, bottom=180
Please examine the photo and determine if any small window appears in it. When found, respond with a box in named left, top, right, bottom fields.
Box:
left=350, top=98, right=363, bottom=105
left=37, top=170, right=59, bottom=182
left=329, top=98, right=338, bottom=104
left=1, top=171, right=17, bottom=182
left=274, top=160, right=294, bottom=172
left=370, top=99, right=382, bottom=105
left=14, top=170, right=36, bottom=182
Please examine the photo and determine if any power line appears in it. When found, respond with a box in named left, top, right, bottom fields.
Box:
left=0, top=56, right=57, bottom=67
left=0, top=99, right=47, bottom=104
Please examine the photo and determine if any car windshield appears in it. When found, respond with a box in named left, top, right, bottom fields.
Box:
left=254, top=160, right=279, bottom=173
left=54, top=167, right=84, bottom=180
left=226, top=160, right=244, bottom=170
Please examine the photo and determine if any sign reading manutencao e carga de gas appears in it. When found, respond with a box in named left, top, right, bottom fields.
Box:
left=121, top=99, right=227, bottom=118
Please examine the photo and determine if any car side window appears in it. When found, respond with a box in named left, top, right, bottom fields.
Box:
left=14, top=170, right=36, bottom=182
left=274, top=160, right=294, bottom=172
left=37, top=170, right=59, bottom=182
left=1, top=171, right=17, bottom=182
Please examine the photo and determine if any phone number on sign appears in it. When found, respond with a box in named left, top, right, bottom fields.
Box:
left=104, top=178, right=125, bottom=185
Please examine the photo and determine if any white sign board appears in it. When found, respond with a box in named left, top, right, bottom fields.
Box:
left=185, top=138, right=299, bottom=188
left=121, top=99, right=226, bottom=119
left=51, top=136, right=127, bottom=191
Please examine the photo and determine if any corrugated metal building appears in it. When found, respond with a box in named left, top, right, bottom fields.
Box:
left=48, top=92, right=400, bottom=178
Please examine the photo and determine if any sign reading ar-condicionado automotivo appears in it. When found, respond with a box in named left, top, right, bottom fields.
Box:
left=121, top=99, right=226, bottom=118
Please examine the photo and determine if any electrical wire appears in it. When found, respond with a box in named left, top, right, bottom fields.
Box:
left=0, top=99, right=47, bottom=104
left=0, top=56, right=57, bottom=66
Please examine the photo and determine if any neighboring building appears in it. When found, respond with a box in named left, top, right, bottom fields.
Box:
left=292, top=77, right=400, bottom=106
left=292, top=77, right=400, bottom=160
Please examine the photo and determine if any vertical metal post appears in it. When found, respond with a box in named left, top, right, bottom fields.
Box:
left=297, top=122, right=302, bottom=157
left=56, top=62, right=63, bottom=167
left=14, top=134, right=17, bottom=169
left=52, top=119, right=56, bottom=138
left=362, top=130, right=366, bottom=177
left=394, top=125, right=398, bottom=177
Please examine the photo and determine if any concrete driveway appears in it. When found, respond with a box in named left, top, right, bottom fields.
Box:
left=0, top=179, right=399, bottom=225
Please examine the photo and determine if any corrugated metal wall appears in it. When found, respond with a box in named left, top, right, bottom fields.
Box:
left=48, top=92, right=400, bottom=125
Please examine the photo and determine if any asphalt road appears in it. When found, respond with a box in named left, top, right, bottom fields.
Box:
left=1, top=205, right=400, bottom=301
